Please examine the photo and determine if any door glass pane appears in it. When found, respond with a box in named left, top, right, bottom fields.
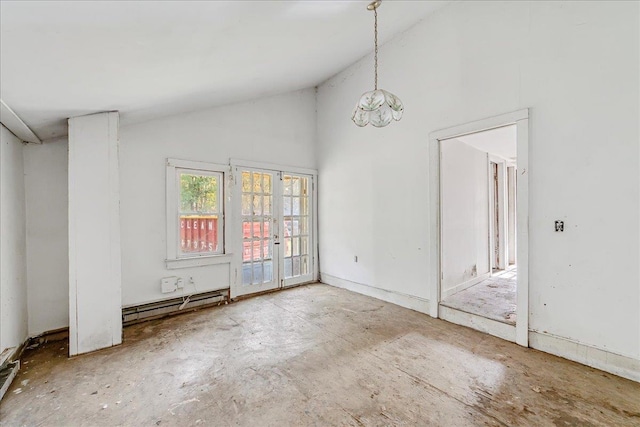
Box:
left=242, top=172, right=251, bottom=192
left=293, top=177, right=301, bottom=196
left=264, top=261, right=273, bottom=282
left=264, top=174, right=272, bottom=194
left=253, top=172, right=262, bottom=193
left=293, top=257, right=300, bottom=276
left=263, top=196, right=272, bottom=215
left=284, top=258, right=292, bottom=279
left=242, top=195, right=252, bottom=216
left=282, top=174, right=311, bottom=281
left=285, top=238, right=292, bottom=257
left=283, top=197, right=292, bottom=215
left=241, top=169, right=275, bottom=289
left=293, top=197, right=300, bottom=215
left=284, top=176, right=292, bottom=195
left=293, top=237, right=300, bottom=256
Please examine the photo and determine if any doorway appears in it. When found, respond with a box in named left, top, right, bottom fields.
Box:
left=429, top=109, right=529, bottom=346
left=232, top=163, right=317, bottom=298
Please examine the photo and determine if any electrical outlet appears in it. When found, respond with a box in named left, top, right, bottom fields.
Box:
left=176, top=278, right=184, bottom=289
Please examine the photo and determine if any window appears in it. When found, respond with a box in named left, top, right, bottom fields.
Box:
left=166, top=159, right=230, bottom=269
left=178, top=170, right=222, bottom=255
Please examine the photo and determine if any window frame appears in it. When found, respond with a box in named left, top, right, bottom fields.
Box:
left=166, top=158, right=231, bottom=269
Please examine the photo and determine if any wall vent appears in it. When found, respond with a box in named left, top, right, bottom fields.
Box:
left=122, top=289, right=229, bottom=326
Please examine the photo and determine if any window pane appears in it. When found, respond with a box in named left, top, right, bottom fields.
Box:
left=242, top=195, right=252, bottom=216
left=285, top=238, right=292, bottom=257
left=263, top=220, right=271, bottom=238
left=301, top=256, right=309, bottom=275
left=284, top=258, right=292, bottom=279
left=283, top=220, right=292, bottom=237
left=242, top=221, right=252, bottom=239
left=263, top=239, right=272, bottom=260
left=253, top=172, right=262, bottom=193
left=292, top=197, right=300, bottom=215
left=283, top=197, right=291, bottom=215
left=283, top=176, right=292, bottom=195
left=292, top=219, right=299, bottom=236
left=242, top=172, right=251, bottom=192
left=242, top=264, right=252, bottom=285
left=293, top=177, right=301, bottom=196
left=252, top=221, right=261, bottom=238
left=253, top=240, right=262, bottom=260
left=180, top=215, right=219, bottom=254
left=242, top=241, right=251, bottom=262
left=301, top=236, right=309, bottom=256
left=252, top=264, right=263, bottom=285
left=301, top=197, right=309, bottom=215
left=264, top=261, right=273, bottom=282
left=263, top=196, right=272, bottom=215
left=252, top=195, right=262, bottom=216
left=293, top=256, right=300, bottom=276
left=263, top=174, right=272, bottom=194
left=301, top=178, right=309, bottom=196
left=300, top=217, right=309, bottom=235
left=293, top=237, right=300, bottom=256
left=180, top=173, right=218, bottom=213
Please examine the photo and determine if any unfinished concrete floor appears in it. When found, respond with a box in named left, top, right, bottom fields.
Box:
left=1, top=283, right=639, bottom=426
left=441, top=267, right=517, bottom=325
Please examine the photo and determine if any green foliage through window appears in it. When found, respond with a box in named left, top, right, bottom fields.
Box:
left=180, top=173, right=219, bottom=213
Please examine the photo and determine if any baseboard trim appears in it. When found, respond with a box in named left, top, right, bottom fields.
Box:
left=321, top=273, right=430, bottom=314
left=441, top=272, right=491, bottom=299
left=529, top=331, right=640, bottom=383
left=439, top=305, right=516, bottom=342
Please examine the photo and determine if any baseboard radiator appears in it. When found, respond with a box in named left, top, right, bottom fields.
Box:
left=122, top=289, right=229, bottom=326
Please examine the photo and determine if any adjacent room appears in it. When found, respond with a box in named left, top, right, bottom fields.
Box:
left=1, top=1, right=639, bottom=425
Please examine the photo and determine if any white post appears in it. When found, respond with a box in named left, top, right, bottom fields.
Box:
left=68, top=112, right=122, bottom=356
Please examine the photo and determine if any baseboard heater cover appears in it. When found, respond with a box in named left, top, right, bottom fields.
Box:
left=122, top=289, right=229, bottom=325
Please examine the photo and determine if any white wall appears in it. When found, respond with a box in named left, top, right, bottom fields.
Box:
left=317, top=0, right=639, bottom=363
left=119, top=89, right=316, bottom=306
left=0, top=125, right=28, bottom=352
left=441, top=139, right=489, bottom=295
left=24, top=137, right=68, bottom=336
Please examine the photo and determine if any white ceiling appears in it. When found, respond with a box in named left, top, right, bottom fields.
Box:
left=0, top=0, right=449, bottom=140
left=456, top=125, right=517, bottom=161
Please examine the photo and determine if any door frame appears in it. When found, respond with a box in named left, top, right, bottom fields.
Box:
left=229, top=159, right=319, bottom=299
left=429, top=109, right=529, bottom=347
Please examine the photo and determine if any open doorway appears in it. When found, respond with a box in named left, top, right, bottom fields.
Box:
left=429, top=109, right=529, bottom=346
left=439, top=125, right=517, bottom=326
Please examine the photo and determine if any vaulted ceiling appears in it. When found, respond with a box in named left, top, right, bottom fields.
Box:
left=0, top=0, right=449, bottom=140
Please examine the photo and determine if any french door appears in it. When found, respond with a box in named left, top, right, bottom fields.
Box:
left=233, top=166, right=315, bottom=297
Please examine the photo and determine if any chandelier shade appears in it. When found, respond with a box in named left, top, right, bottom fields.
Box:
left=352, top=1, right=403, bottom=128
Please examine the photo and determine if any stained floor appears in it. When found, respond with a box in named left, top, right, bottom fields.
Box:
left=1, top=283, right=639, bottom=426
left=441, top=267, right=517, bottom=325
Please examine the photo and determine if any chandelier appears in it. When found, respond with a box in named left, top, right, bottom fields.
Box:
left=352, top=0, right=403, bottom=128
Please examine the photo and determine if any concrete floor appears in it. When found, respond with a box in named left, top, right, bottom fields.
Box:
left=441, top=267, right=517, bottom=325
left=1, top=284, right=639, bottom=427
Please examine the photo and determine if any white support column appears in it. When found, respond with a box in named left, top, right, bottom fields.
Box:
left=68, top=112, right=122, bottom=356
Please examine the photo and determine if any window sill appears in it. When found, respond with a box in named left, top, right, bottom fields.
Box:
left=165, top=253, right=233, bottom=270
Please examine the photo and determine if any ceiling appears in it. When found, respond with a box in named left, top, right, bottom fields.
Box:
left=456, top=125, right=517, bottom=161
left=0, top=0, right=449, bottom=141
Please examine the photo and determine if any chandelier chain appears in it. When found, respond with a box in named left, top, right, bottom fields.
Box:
left=374, top=7, right=378, bottom=90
